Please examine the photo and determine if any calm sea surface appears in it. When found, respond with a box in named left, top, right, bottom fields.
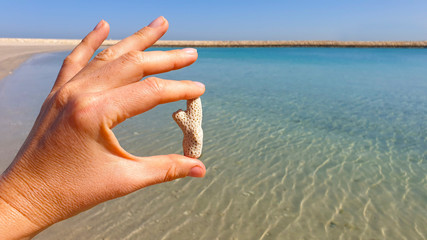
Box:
left=1, top=48, right=426, bottom=239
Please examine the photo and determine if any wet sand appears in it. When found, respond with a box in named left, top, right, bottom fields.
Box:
left=0, top=45, right=75, bottom=80
left=1, top=46, right=426, bottom=240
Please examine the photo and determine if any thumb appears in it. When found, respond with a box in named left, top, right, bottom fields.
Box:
left=123, top=154, right=206, bottom=189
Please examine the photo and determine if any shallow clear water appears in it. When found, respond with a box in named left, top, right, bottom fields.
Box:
left=1, top=48, right=426, bottom=239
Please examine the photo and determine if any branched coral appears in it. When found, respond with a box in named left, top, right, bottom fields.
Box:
left=172, top=97, right=203, bottom=158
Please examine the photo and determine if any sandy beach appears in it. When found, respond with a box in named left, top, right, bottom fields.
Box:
left=0, top=38, right=113, bottom=80
left=0, top=45, right=74, bottom=80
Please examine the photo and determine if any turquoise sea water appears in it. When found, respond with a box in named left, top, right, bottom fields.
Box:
left=1, top=48, right=426, bottom=239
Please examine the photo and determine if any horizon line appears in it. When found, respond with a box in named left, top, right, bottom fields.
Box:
left=1, top=38, right=427, bottom=48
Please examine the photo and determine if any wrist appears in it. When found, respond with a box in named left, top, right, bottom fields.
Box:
left=0, top=190, right=42, bottom=239
left=0, top=159, right=51, bottom=240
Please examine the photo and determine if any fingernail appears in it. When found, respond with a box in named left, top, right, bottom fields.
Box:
left=183, top=48, right=197, bottom=55
left=188, top=166, right=204, bottom=178
left=148, top=16, right=165, bottom=28
left=194, top=81, right=205, bottom=88
left=93, top=20, right=104, bottom=31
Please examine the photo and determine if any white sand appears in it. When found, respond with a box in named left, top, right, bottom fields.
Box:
left=0, top=38, right=118, bottom=80
left=0, top=45, right=74, bottom=80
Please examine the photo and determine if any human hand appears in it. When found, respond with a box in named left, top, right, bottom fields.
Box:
left=0, top=16, right=205, bottom=239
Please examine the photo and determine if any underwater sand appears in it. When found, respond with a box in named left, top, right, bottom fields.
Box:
left=0, top=48, right=426, bottom=239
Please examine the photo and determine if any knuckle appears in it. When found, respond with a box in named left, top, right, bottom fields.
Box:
left=62, top=55, right=76, bottom=66
left=122, top=50, right=144, bottom=64
left=167, top=51, right=181, bottom=69
left=66, top=94, right=99, bottom=128
left=80, top=36, right=91, bottom=47
left=95, top=48, right=116, bottom=61
left=164, top=154, right=189, bottom=181
left=62, top=55, right=85, bottom=70
left=133, top=28, right=151, bottom=42
left=70, top=94, right=95, bottom=111
left=144, top=77, right=164, bottom=94
left=50, top=83, right=101, bottom=131
left=163, top=160, right=182, bottom=182
left=52, top=84, right=73, bottom=108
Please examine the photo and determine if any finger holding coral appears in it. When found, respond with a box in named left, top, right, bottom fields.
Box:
left=101, top=78, right=204, bottom=128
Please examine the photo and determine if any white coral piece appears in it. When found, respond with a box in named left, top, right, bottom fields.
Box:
left=172, top=97, right=203, bottom=158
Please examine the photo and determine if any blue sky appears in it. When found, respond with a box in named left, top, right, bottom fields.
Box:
left=1, top=0, right=427, bottom=41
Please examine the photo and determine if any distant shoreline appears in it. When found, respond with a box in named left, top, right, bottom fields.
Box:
left=1, top=38, right=427, bottom=81
left=1, top=38, right=427, bottom=48
left=155, top=40, right=427, bottom=48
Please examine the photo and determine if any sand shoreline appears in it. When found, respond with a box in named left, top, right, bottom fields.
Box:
left=0, top=45, right=75, bottom=80
left=2, top=38, right=427, bottom=80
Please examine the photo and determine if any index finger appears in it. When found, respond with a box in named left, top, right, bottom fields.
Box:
left=102, top=77, right=205, bottom=128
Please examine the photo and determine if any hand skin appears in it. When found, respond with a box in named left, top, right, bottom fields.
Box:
left=0, top=16, right=206, bottom=239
